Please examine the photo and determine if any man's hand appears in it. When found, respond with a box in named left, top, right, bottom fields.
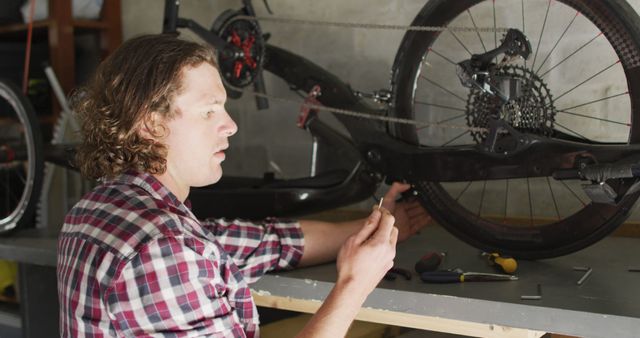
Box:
left=335, top=207, right=397, bottom=298
left=381, top=183, right=431, bottom=242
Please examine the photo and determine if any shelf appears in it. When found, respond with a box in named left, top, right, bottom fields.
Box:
left=0, top=19, right=111, bottom=34
left=0, top=20, right=50, bottom=34
left=0, top=0, right=122, bottom=130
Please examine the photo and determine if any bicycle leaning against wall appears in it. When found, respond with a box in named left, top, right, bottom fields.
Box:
left=3, top=0, right=640, bottom=259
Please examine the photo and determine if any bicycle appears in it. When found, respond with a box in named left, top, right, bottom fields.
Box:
left=3, top=0, right=640, bottom=259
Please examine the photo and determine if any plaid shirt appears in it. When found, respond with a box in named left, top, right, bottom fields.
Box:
left=57, top=171, right=304, bottom=337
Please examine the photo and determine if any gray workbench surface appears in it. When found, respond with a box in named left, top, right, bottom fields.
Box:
left=1, top=226, right=639, bottom=336
left=252, top=226, right=640, bottom=338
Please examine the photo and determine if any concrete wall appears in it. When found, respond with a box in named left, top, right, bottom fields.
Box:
left=120, top=0, right=640, bottom=219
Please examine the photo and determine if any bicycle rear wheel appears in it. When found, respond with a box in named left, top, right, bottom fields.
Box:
left=0, top=79, right=43, bottom=234
left=391, top=0, right=640, bottom=258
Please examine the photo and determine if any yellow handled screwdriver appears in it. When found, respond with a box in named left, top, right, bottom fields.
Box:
left=482, top=252, right=517, bottom=274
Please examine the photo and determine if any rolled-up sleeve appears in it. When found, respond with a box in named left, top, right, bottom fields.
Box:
left=200, top=218, right=305, bottom=283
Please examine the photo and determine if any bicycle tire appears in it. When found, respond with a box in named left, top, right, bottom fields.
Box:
left=0, top=79, right=43, bottom=234
left=390, top=0, right=640, bottom=258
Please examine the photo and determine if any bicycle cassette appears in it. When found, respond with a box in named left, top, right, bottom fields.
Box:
left=211, top=9, right=265, bottom=91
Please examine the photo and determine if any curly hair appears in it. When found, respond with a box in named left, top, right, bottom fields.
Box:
left=72, top=34, right=218, bottom=180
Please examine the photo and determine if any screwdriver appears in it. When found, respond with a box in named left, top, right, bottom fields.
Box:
left=414, top=251, right=445, bottom=274
left=482, top=252, right=517, bottom=274
left=420, top=269, right=518, bottom=283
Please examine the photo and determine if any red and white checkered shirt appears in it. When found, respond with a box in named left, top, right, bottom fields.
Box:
left=57, top=171, right=304, bottom=337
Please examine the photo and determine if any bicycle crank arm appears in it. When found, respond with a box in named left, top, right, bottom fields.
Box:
left=43, top=143, right=77, bottom=169
left=361, top=132, right=640, bottom=183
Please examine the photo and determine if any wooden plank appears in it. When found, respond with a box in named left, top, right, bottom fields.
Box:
left=252, top=292, right=546, bottom=338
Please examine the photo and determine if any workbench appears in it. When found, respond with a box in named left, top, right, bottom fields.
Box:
left=0, top=226, right=639, bottom=337
left=251, top=226, right=640, bottom=338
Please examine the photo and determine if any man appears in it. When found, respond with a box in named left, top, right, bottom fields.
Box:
left=57, top=34, right=429, bottom=337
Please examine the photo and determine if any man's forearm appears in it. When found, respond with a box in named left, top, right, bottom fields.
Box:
left=297, top=218, right=365, bottom=267
left=295, top=278, right=368, bottom=338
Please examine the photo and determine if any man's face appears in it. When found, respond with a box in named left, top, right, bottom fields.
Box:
left=161, top=62, right=238, bottom=189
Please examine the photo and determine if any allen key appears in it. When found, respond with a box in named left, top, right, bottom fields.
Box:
left=575, top=267, right=593, bottom=285
left=521, top=283, right=542, bottom=300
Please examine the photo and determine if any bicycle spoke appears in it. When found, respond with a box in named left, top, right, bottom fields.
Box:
left=535, top=11, right=579, bottom=74
left=554, top=121, right=591, bottom=141
left=521, top=0, right=526, bottom=68
left=419, top=75, right=467, bottom=102
left=557, top=109, right=630, bottom=127
left=531, top=0, right=551, bottom=71
left=478, top=180, right=487, bottom=217
left=455, top=181, right=473, bottom=202
left=558, top=92, right=628, bottom=112
left=416, top=113, right=467, bottom=131
left=493, top=0, right=497, bottom=50
left=467, top=9, right=486, bottom=53
left=493, top=0, right=497, bottom=63
left=449, top=31, right=472, bottom=56
left=521, top=0, right=525, bottom=34
left=0, top=178, right=18, bottom=205
left=553, top=61, right=620, bottom=102
left=559, top=180, right=587, bottom=207
left=437, top=113, right=467, bottom=124
left=415, top=101, right=466, bottom=112
left=15, top=168, right=26, bottom=185
left=441, top=129, right=470, bottom=146
left=540, top=33, right=602, bottom=78
left=527, top=177, right=533, bottom=226
left=428, top=48, right=457, bottom=66
left=546, top=177, right=561, bottom=220
left=416, top=113, right=467, bottom=132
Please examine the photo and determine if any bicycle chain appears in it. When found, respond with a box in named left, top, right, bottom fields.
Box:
left=238, top=15, right=509, bottom=33
left=227, top=15, right=515, bottom=134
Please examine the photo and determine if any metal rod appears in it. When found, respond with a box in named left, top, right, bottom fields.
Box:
left=521, top=283, right=542, bottom=300
left=576, top=268, right=593, bottom=285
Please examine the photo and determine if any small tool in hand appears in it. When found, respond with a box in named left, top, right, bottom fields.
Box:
left=420, top=268, right=518, bottom=283
left=414, top=251, right=445, bottom=274
left=482, top=252, right=517, bottom=274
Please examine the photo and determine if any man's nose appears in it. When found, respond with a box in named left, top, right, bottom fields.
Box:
left=222, top=111, right=238, bottom=137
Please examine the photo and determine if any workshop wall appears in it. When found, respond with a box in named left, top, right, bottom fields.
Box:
left=120, top=0, right=640, bottom=220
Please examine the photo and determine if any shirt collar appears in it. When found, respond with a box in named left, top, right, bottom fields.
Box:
left=108, top=170, right=192, bottom=214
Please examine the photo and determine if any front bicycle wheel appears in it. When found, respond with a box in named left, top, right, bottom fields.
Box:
left=0, top=79, right=43, bottom=234
left=391, top=0, right=640, bottom=258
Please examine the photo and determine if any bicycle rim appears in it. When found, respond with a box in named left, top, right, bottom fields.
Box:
left=0, top=79, right=43, bottom=233
left=390, top=0, right=640, bottom=258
